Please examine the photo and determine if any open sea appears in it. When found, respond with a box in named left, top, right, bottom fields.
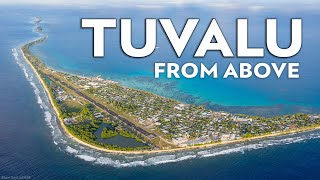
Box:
left=1, top=5, right=320, bottom=179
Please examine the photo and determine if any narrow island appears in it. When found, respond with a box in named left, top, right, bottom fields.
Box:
left=20, top=23, right=320, bottom=154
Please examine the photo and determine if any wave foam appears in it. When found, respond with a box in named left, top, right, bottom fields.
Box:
left=12, top=41, right=320, bottom=168
left=76, top=155, right=97, bottom=162
left=66, top=146, right=79, bottom=154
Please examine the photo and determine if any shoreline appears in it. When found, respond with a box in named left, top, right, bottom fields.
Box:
left=20, top=40, right=320, bottom=155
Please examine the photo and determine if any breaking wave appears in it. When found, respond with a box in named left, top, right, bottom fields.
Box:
left=76, top=155, right=97, bottom=162
left=12, top=46, right=320, bottom=168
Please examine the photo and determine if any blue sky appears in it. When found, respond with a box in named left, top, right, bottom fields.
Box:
left=0, top=0, right=318, bottom=6
left=0, top=0, right=319, bottom=11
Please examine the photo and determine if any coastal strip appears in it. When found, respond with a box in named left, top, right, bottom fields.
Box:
left=20, top=37, right=320, bottom=155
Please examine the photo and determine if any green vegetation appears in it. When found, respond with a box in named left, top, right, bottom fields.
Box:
left=119, top=129, right=144, bottom=142
left=101, top=128, right=118, bottom=139
left=98, top=142, right=150, bottom=151
left=67, top=119, right=100, bottom=143
left=65, top=113, right=150, bottom=151
left=21, top=34, right=320, bottom=152
left=242, top=133, right=254, bottom=138
left=64, top=104, right=151, bottom=151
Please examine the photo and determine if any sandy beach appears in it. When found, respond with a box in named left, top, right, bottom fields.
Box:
left=20, top=42, right=320, bottom=155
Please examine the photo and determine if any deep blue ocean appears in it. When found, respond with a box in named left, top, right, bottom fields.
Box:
left=1, top=5, right=320, bottom=179
left=28, top=5, right=320, bottom=116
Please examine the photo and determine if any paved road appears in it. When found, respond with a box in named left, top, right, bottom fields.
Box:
left=47, top=74, right=157, bottom=139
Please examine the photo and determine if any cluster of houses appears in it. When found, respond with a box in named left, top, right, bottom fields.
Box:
left=61, top=73, right=320, bottom=147
left=65, top=75, right=117, bottom=90
left=171, top=132, right=242, bottom=147
left=94, top=111, right=104, bottom=119
left=63, top=111, right=105, bottom=125
left=310, top=115, right=319, bottom=120
left=54, top=86, right=74, bottom=102
left=168, top=114, right=246, bottom=147
left=62, top=74, right=255, bottom=144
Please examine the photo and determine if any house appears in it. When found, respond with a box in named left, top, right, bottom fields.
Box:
left=221, top=134, right=231, bottom=141
left=64, top=118, right=76, bottom=124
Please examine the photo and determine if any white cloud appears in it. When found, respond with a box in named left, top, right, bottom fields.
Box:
left=248, top=5, right=265, bottom=11
left=207, top=2, right=239, bottom=9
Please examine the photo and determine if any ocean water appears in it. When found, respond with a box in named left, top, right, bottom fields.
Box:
left=1, top=5, right=320, bottom=179
left=29, top=5, right=320, bottom=116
